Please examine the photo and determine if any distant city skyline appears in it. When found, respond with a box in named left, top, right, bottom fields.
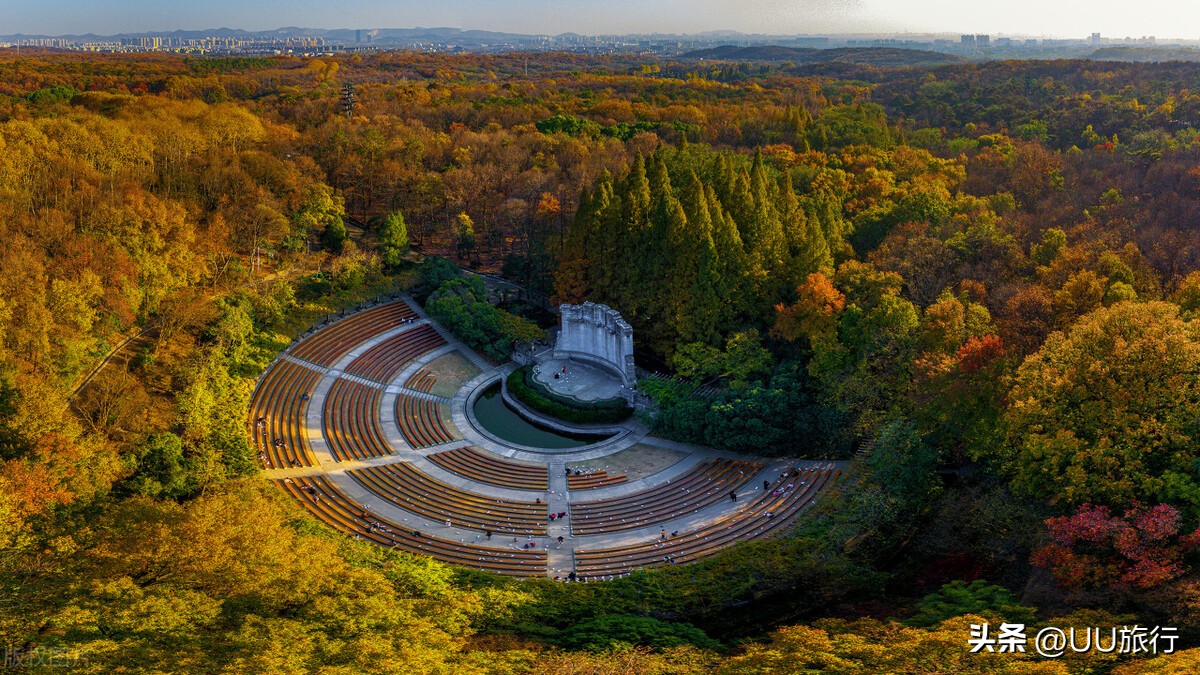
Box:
left=3, top=0, right=1198, bottom=40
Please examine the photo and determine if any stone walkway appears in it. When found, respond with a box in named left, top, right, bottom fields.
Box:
left=261, top=294, right=848, bottom=578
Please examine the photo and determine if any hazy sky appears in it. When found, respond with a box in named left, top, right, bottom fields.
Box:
left=3, top=0, right=1198, bottom=38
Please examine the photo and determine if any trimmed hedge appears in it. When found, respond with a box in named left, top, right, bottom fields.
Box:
left=506, top=367, right=633, bottom=425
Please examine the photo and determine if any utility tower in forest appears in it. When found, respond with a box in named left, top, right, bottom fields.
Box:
left=340, top=83, right=357, bottom=119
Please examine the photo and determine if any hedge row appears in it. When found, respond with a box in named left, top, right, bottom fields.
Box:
left=505, top=367, right=633, bottom=425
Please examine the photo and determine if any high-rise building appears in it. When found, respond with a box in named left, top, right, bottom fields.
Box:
left=961, top=34, right=976, bottom=47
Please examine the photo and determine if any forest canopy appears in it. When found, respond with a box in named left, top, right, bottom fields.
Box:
left=2, top=48, right=1200, bottom=671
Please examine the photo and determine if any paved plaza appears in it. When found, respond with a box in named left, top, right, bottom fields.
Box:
left=531, top=357, right=628, bottom=402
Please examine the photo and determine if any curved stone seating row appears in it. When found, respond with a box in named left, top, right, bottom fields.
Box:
left=249, top=360, right=322, bottom=468
left=567, top=470, right=627, bottom=490
left=571, top=458, right=764, bottom=536
left=396, top=394, right=456, bottom=449
left=290, top=300, right=416, bottom=367
left=574, top=468, right=840, bottom=576
left=277, top=475, right=547, bottom=577
left=345, top=324, right=444, bottom=384
left=427, top=447, right=549, bottom=491
left=348, top=463, right=548, bottom=536
left=323, top=378, right=392, bottom=461
left=405, top=369, right=436, bottom=393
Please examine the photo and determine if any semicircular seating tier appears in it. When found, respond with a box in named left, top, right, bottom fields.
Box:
left=567, top=469, right=627, bottom=490
left=289, top=300, right=417, bottom=367
left=574, top=467, right=841, bottom=578
left=395, top=394, right=456, bottom=448
left=277, top=475, right=547, bottom=578
left=344, top=324, right=445, bottom=384
left=405, top=369, right=436, bottom=392
left=323, top=379, right=392, bottom=461
left=348, top=462, right=548, bottom=536
left=570, top=458, right=764, bottom=536
left=249, top=360, right=323, bottom=468
left=426, top=447, right=550, bottom=491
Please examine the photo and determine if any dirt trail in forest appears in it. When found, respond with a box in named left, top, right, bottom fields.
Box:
left=70, top=325, right=159, bottom=403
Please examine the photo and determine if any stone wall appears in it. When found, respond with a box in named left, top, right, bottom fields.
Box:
left=553, top=302, right=636, bottom=385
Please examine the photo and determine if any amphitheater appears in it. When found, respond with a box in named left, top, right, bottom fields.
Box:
left=253, top=296, right=841, bottom=580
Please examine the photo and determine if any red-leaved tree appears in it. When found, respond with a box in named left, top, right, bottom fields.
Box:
left=1032, top=503, right=1200, bottom=590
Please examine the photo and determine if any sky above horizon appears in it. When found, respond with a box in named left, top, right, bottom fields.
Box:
left=3, top=0, right=1199, bottom=39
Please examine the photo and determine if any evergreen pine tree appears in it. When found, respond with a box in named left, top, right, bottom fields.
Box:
left=706, top=185, right=748, bottom=328
left=554, top=187, right=593, bottom=304
left=676, top=174, right=723, bottom=346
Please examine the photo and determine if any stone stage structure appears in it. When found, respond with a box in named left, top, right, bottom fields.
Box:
left=554, top=302, right=636, bottom=385
left=531, top=302, right=636, bottom=403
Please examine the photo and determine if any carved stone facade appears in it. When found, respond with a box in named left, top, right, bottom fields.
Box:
left=553, top=302, right=636, bottom=386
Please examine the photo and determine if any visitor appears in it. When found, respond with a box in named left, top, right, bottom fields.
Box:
left=485, top=530, right=492, bottom=539
left=660, top=529, right=667, bottom=539
left=763, top=480, right=770, bottom=491
left=729, top=490, right=737, bottom=502
left=301, top=392, right=310, bottom=402
left=557, top=535, right=564, bottom=544
left=558, top=511, right=566, bottom=519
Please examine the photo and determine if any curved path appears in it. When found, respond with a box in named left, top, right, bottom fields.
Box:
left=255, top=294, right=845, bottom=580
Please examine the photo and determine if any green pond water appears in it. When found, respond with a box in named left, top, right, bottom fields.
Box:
left=472, top=383, right=611, bottom=449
